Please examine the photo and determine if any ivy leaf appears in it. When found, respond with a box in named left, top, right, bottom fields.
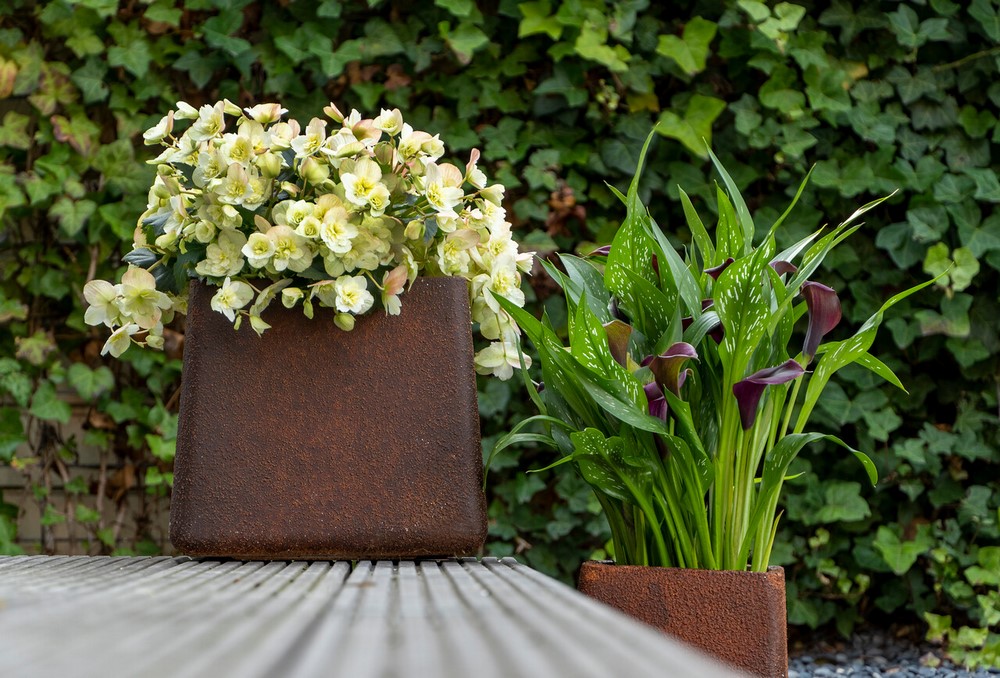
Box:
left=873, top=524, right=934, bottom=575
left=145, top=0, right=183, bottom=26
left=0, top=408, right=26, bottom=462
left=0, top=111, right=31, bottom=150
left=655, top=94, right=726, bottom=158
left=969, top=0, right=1000, bottom=41
left=441, top=21, right=490, bottom=65
left=964, top=168, right=1000, bottom=202
left=67, top=363, right=115, bottom=400
left=29, top=382, right=71, bottom=424
left=574, top=20, right=630, bottom=73
left=70, top=58, right=109, bottom=103
left=48, top=198, right=96, bottom=237
left=107, top=22, right=152, bottom=78
left=813, top=482, right=871, bottom=524
left=657, top=17, right=717, bottom=76
left=435, top=0, right=475, bottom=18
left=518, top=1, right=562, bottom=40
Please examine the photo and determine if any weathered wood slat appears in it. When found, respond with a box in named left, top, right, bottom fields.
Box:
left=0, top=555, right=737, bottom=677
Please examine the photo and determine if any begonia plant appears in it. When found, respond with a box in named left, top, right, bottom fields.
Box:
left=83, top=101, right=530, bottom=380
left=491, top=131, right=938, bottom=571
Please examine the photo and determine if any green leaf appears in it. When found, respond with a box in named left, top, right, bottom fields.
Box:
left=441, top=20, right=490, bottom=65
left=67, top=363, right=114, bottom=400
left=874, top=524, right=934, bottom=575
left=436, top=0, right=475, bottom=17
left=48, top=198, right=97, bottom=237
left=813, top=482, right=871, bottom=523
left=574, top=20, right=630, bottom=72
left=145, top=0, right=183, bottom=25
left=656, top=95, right=726, bottom=158
left=29, top=382, right=71, bottom=424
left=518, top=1, right=562, bottom=39
left=74, top=504, right=101, bottom=524
left=970, top=0, right=1000, bottom=41
left=106, top=22, right=152, bottom=78
left=0, top=408, right=26, bottom=462
left=656, top=17, right=717, bottom=76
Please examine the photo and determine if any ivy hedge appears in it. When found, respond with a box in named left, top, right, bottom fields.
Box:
left=1, top=0, right=998, bottom=665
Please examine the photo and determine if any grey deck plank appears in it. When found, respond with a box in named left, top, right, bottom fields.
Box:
left=0, top=555, right=738, bottom=678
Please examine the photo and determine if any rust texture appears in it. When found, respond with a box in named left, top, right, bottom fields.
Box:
left=578, top=561, right=787, bottom=677
left=170, top=277, right=487, bottom=559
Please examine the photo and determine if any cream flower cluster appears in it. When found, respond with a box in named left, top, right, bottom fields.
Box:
left=84, top=101, right=531, bottom=379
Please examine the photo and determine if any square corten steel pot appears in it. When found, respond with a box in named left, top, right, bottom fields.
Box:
left=578, top=561, right=787, bottom=678
left=169, top=276, right=487, bottom=560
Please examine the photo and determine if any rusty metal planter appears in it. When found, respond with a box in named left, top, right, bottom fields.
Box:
left=578, top=561, right=787, bottom=677
left=170, top=277, right=487, bottom=560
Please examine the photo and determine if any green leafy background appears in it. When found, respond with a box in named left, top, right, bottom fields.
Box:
left=1, top=0, right=998, bottom=664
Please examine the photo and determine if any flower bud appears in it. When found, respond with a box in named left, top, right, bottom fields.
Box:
left=300, top=156, right=330, bottom=184
left=244, top=103, right=287, bottom=124
left=404, top=219, right=425, bottom=241
left=281, top=287, right=304, bottom=308
left=334, top=312, right=355, bottom=331
left=257, top=151, right=283, bottom=178
left=324, top=103, right=345, bottom=123
left=374, top=142, right=395, bottom=166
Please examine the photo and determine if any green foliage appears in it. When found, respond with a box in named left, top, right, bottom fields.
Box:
left=0, top=0, right=997, bottom=667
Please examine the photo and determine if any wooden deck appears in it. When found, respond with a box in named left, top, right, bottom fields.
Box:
left=0, top=555, right=737, bottom=677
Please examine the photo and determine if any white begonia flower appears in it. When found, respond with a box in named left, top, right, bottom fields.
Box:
left=300, top=156, right=330, bottom=185
left=175, top=101, right=199, bottom=119
left=243, top=103, right=287, bottom=124
left=257, top=151, right=283, bottom=178
left=471, top=221, right=518, bottom=269
left=291, top=117, right=327, bottom=158
left=171, top=132, right=201, bottom=165
left=469, top=198, right=506, bottom=230
left=373, top=108, right=404, bottom=136
left=199, top=203, right=242, bottom=230
left=423, top=162, right=465, bottom=217
left=295, top=215, right=322, bottom=240
left=218, top=132, right=254, bottom=167
left=193, top=149, right=225, bottom=188
left=266, top=120, right=300, bottom=150
left=194, top=220, right=217, bottom=244
left=210, top=277, right=254, bottom=322
left=83, top=279, right=121, bottom=327
left=381, top=264, right=407, bottom=316
left=268, top=225, right=312, bottom=273
left=310, top=281, right=338, bottom=308
left=397, top=124, right=430, bottom=161
left=341, top=157, right=384, bottom=209
left=117, top=266, right=172, bottom=330
left=195, top=228, right=247, bottom=278
left=102, top=323, right=140, bottom=358
left=143, top=112, right=174, bottom=145
left=437, top=229, right=479, bottom=276
left=474, top=341, right=529, bottom=381
left=242, top=232, right=275, bottom=269
left=215, top=163, right=254, bottom=206
left=479, top=253, right=524, bottom=313
left=319, top=208, right=359, bottom=256
left=465, top=149, right=487, bottom=189
left=272, top=200, right=313, bottom=229
left=366, top=184, right=391, bottom=217
left=189, top=102, right=226, bottom=142
left=333, top=275, right=374, bottom=314
left=480, top=183, right=505, bottom=206
left=144, top=322, right=165, bottom=350
left=242, top=170, right=270, bottom=211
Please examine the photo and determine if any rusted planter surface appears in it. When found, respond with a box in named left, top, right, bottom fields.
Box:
left=578, top=561, right=787, bottom=677
left=170, top=276, right=487, bottom=559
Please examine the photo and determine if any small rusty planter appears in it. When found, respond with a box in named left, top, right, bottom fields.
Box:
left=578, top=561, right=787, bottom=677
left=170, top=277, right=487, bottom=559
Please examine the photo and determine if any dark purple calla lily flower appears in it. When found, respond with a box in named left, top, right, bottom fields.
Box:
left=644, top=382, right=668, bottom=421
left=770, top=260, right=798, bottom=276
left=681, top=299, right=724, bottom=343
left=801, top=281, right=842, bottom=360
left=706, top=257, right=735, bottom=280
left=651, top=255, right=660, bottom=278
left=608, top=297, right=630, bottom=323
left=603, top=320, right=633, bottom=368
left=645, top=342, right=698, bottom=397
left=732, top=359, right=805, bottom=430
left=589, top=245, right=612, bottom=257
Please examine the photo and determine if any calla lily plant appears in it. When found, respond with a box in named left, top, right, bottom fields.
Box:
left=491, top=131, right=938, bottom=572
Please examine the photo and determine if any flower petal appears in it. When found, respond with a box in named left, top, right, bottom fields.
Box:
left=801, top=281, right=842, bottom=359
left=732, top=359, right=805, bottom=430
left=603, top=320, right=633, bottom=368
left=706, top=257, right=735, bottom=280
left=770, top=260, right=798, bottom=276
left=648, top=342, right=698, bottom=397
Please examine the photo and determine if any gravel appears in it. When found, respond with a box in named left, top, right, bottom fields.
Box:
left=789, top=630, right=1000, bottom=677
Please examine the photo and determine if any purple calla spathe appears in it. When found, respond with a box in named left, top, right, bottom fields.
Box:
left=732, top=359, right=805, bottom=430
left=801, top=281, right=842, bottom=360
left=644, top=381, right=667, bottom=421
left=603, top=320, right=633, bottom=368
left=645, top=342, right=698, bottom=397
left=705, top=257, right=735, bottom=280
